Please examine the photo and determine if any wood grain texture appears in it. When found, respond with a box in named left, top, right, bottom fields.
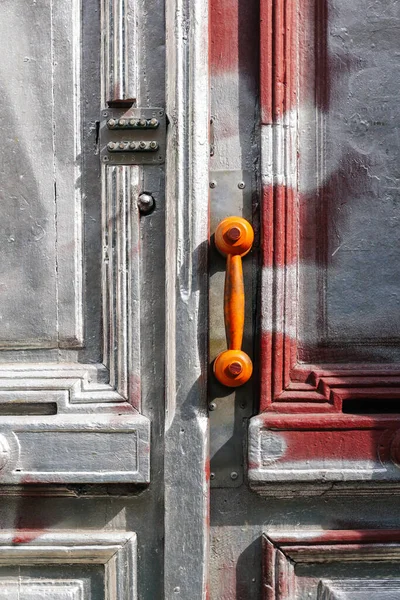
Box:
left=164, top=0, right=210, bottom=595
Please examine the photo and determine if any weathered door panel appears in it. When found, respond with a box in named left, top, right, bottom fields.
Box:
left=0, top=0, right=167, bottom=598
left=210, top=0, right=400, bottom=598
left=0, top=0, right=150, bottom=484
left=249, top=0, right=400, bottom=490
left=263, top=529, right=400, bottom=599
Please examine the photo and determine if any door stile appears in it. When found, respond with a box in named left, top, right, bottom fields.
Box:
left=101, top=0, right=142, bottom=408
left=164, top=0, right=210, bottom=597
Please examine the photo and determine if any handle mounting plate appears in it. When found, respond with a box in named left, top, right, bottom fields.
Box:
left=209, top=170, right=254, bottom=488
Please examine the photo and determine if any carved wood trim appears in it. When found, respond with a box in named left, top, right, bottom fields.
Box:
left=259, top=0, right=400, bottom=412
left=0, top=1, right=142, bottom=410
left=0, top=531, right=137, bottom=599
left=263, top=529, right=400, bottom=599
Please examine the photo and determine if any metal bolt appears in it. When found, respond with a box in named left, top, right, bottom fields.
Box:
left=210, top=472, right=216, bottom=480
left=118, top=118, right=126, bottom=126
left=139, top=141, right=147, bottom=150
left=228, top=361, right=243, bottom=376
left=149, top=118, right=159, bottom=127
left=149, top=141, right=158, bottom=150
left=107, top=142, right=116, bottom=150
left=226, top=227, right=241, bottom=242
left=137, top=193, right=155, bottom=214
left=209, top=181, right=217, bottom=189
left=209, top=402, right=217, bottom=411
left=118, top=142, right=126, bottom=150
left=238, top=181, right=246, bottom=189
left=129, top=119, right=137, bottom=126
left=107, top=118, right=116, bottom=128
left=139, top=119, right=147, bottom=127
left=230, top=471, right=238, bottom=480
left=129, top=142, right=136, bottom=150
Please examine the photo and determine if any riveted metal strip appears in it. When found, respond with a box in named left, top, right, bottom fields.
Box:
left=100, top=107, right=166, bottom=165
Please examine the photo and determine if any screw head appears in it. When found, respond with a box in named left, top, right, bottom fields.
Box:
left=209, top=181, right=217, bottom=189
left=118, top=142, right=126, bottom=150
left=139, top=119, right=147, bottom=127
left=129, top=119, right=136, bottom=126
left=210, top=472, right=216, bottom=480
left=149, top=118, right=159, bottom=127
left=238, top=181, right=246, bottom=189
left=107, top=142, right=116, bottom=150
left=107, top=118, right=116, bottom=128
left=228, top=361, right=243, bottom=376
left=139, top=141, right=147, bottom=149
left=118, top=118, right=126, bottom=126
left=230, top=471, right=238, bottom=480
left=225, top=227, right=241, bottom=242
left=137, top=193, right=155, bottom=214
left=209, top=402, right=217, bottom=411
left=129, top=142, right=136, bottom=150
left=150, top=141, right=158, bottom=150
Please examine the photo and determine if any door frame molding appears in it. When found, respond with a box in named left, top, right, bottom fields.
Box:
left=164, top=0, right=210, bottom=597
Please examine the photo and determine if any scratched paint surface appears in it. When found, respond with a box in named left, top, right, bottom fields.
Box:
left=297, top=0, right=400, bottom=357
left=1, top=0, right=100, bottom=353
left=0, top=0, right=64, bottom=346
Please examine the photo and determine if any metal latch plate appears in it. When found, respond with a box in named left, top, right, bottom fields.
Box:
left=100, top=107, right=166, bottom=165
left=209, top=170, right=254, bottom=488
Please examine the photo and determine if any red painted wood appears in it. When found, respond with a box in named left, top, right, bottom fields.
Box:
left=263, top=530, right=400, bottom=599
left=210, top=0, right=239, bottom=73
left=268, top=529, right=400, bottom=544
left=259, top=0, right=400, bottom=416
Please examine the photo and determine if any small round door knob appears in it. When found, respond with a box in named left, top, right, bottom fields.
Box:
left=215, top=216, right=254, bottom=257
left=213, top=350, right=253, bottom=387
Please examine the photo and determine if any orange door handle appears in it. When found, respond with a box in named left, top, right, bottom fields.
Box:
left=213, top=217, right=254, bottom=387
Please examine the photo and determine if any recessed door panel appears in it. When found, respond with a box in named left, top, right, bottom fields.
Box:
left=0, top=531, right=136, bottom=599
left=249, top=0, right=400, bottom=493
left=0, top=0, right=150, bottom=484
left=0, top=0, right=83, bottom=349
left=263, top=530, right=400, bottom=599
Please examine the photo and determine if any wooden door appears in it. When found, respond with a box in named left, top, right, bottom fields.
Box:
left=209, top=0, right=400, bottom=598
left=0, top=0, right=210, bottom=598
left=3, top=0, right=400, bottom=598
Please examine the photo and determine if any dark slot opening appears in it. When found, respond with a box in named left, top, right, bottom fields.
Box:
left=342, top=398, right=400, bottom=415
left=95, top=119, right=100, bottom=146
left=107, top=99, right=135, bottom=108
left=0, top=403, right=57, bottom=416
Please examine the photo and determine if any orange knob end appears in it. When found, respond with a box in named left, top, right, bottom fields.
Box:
left=213, top=350, right=253, bottom=388
left=214, top=217, right=254, bottom=257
